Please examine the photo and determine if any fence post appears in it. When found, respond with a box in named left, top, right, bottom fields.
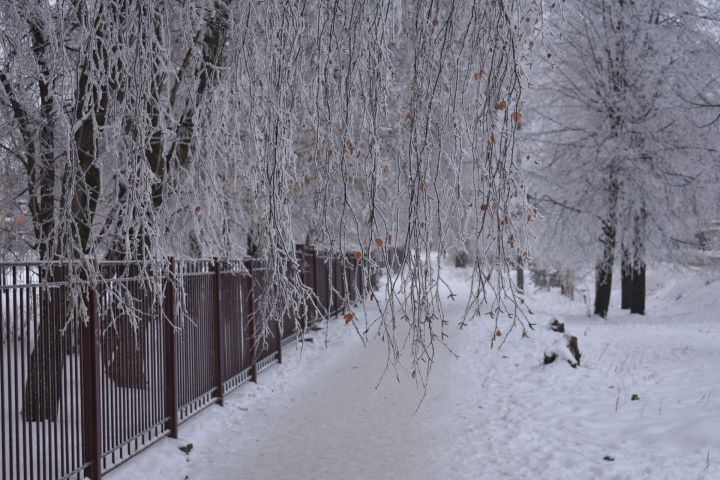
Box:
left=276, top=319, right=282, bottom=364
left=350, top=253, right=358, bottom=304
left=328, top=255, right=334, bottom=315
left=310, top=247, right=317, bottom=301
left=81, top=288, right=102, bottom=480
left=335, top=256, right=343, bottom=313
left=295, top=244, right=306, bottom=332
left=302, top=247, right=308, bottom=329
left=357, top=254, right=365, bottom=297
left=246, top=259, right=258, bottom=383
left=213, top=258, right=225, bottom=406
left=326, top=255, right=332, bottom=315
left=163, top=258, right=179, bottom=438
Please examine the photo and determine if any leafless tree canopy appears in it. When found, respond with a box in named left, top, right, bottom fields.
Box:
left=0, top=0, right=548, bottom=379
left=526, top=0, right=720, bottom=271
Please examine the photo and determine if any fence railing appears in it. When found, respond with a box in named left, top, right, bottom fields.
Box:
left=0, top=245, right=365, bottom=480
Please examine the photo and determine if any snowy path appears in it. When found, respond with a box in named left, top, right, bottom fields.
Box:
left=110, top=266, right=720, bottom=480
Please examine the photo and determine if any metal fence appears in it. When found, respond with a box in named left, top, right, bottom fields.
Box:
left=0, top=245, right=364, bottom=479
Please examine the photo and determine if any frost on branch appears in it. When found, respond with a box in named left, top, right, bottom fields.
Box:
left=0, top=0, right=546, bottom=382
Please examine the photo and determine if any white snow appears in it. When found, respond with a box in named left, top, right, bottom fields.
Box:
left=108, top=264, right=720, bottom=480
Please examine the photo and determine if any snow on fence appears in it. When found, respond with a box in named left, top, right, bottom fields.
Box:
left=0, top=245, right=365, bottom=480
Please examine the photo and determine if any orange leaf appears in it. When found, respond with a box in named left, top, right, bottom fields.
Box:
left=490, top=132, right=497, bottom=144
left=496, top=329, right=502, bottom=337
left=354, top=251, right=362, bottom=261
left=511, top=111, right=523, bottom=122
left=473, top=69, right=485, bottom=81
left=375, top=237, right=383, bottom=247
left=479, top=204, right=488, bottom=211
left=495, top=100, right=508, bottom=110
left=344, top=312, right=354, bottom=324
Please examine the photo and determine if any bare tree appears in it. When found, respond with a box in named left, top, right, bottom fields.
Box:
left=1, top=0, right=548, bottom=414
left=526, top=0, right=720, bottom=317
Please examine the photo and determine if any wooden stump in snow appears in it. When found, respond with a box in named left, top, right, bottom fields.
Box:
left=543, top=318, right=581, bottom=368
left=567, top=335, right=581, bottom=366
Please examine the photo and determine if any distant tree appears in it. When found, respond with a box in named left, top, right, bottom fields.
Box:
left=526, top=0, right=720, bottom=317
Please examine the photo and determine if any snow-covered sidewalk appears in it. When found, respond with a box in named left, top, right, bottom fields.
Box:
left=110, top=265, right=720, bottom=480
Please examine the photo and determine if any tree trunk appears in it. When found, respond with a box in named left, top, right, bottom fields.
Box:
left=23, top=267, right=67, bottom=421
left=594, top=260, right=613, bottom=318
left=104, top=322, right=149, bottom=388
left=100, top=255, right=151, bottom=389
left=516, top=264, right=524, bottom=293
left=629, top=262, right=645, bottom=315
left=22, top=2, right=141, bottom=417
left=621, top=248, right=632, bottom=309
left=594, top=172, right=619, bottom=319
left=454, top=249, right=469, bottom=268
left=515, top=256, right=524, bottom=293
left=594, top=222, right=616, bottom=318
left=16, top=19, right=64, bottom=422
left=629, top=208, right=646, bottom=315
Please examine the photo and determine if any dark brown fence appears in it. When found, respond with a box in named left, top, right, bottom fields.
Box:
left=0, top=246, right=364, bottom=479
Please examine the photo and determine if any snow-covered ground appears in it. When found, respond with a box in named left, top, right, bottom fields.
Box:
left=108, top=264, right=720, bottom=480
